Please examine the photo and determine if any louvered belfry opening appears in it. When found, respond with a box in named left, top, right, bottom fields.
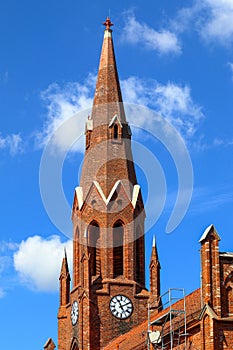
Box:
left=113, top=221, right=124, bottom=277
left=88, top=221, right=101, bottom=276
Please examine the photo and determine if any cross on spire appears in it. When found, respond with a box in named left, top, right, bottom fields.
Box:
left=103, top=17, right=114, bottom=30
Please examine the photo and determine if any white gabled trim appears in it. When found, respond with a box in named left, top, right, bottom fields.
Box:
left=220, top=252, right=233, bottom=258
left=93, top=180, right=121, bottom=205
left=76, top=182, right=141, bottom=210
left=199, top=304, right=218, bottom=320
left=131, top=184, right=140, bottom=208
left=199, top=224, right=220, bottom=243
left=104, top=30, right=112, bottom=38
left=75, top=186, right=84, bottom=209
left=108, top=114, right=123, bottom=128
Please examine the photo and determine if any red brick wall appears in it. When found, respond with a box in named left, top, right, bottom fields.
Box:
left=220, top=255, right=233, bottom=317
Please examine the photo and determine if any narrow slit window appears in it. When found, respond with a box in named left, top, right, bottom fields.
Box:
left=113, top=124, right=118, bottom=139
left=88, top=221, right=100, bottom=276
left=113, top=221, right=124, bottom=277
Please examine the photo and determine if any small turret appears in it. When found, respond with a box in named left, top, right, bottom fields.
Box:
left=59, top=249, right=70, bottom=306
left=150, top=235, right=161, bottom=310
left=44, top=338, right=56, bottom=350
left=199, top=224, right=221, bottom=316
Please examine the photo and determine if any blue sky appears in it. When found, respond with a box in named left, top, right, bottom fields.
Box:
left=1, top=0, right=233, bottom=349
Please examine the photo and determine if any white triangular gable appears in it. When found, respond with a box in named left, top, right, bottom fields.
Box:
left=108, top=114, right=123, bottom=128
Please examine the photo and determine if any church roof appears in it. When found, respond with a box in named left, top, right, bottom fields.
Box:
left=103, top=288, right=201, bottom=350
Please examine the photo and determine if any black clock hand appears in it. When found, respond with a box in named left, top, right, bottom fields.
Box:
left=118, top=302, right=124, bottom=310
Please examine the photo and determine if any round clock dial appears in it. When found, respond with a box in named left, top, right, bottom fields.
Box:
left=71, top=300, right=79, bottom=325
left=109, top=295, right=133, bottom=319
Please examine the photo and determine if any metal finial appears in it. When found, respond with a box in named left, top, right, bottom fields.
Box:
left=103, top=17, right=114, bottom=30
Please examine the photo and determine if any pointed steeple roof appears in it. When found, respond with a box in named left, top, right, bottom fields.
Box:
left=59, top=248, right=70, bottom=280
left=44, top=338, right=56, bottom=350
left=93, top=17, right=123, bottom=105
left=92, top=17, right=126, bottom=126
left=150, top=235, right=159, bottom=264
left=199, top=224, right=220, bottom=243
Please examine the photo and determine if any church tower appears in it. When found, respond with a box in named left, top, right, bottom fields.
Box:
left=58, top=18, right=153, bottom=350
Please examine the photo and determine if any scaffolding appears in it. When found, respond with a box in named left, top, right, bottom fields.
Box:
left=148, top=288, right=187, bottom=350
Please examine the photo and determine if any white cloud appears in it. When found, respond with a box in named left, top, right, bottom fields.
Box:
left=213, top=137, right=233, bottom=147
left=122, top=14, right=181, bottom=55
left=190, top=185, right=233, bottom=214
left=154, top=83, right=204, bottom=137
left=0, top=256, right=12, bottom=274
left=0, top=241, right=18, bottom=253
left=0, top=241, right=18, bottom=296
left=37, top=74, right=95, bottom=152
left=200, top=0, right=233, bottom=42
left=0, top=133, right=23, bottom=155
left=14, top=235, right=72, bottom=292
left=0, top=288, right=5, bottom=298
left=172, top=0, right=233, bottom=45
left=121, top=76, right=204, bottom=139
left=191, top=134, right=233, bottom=151
left=228, top=62, right=233, bottom=79
left=39, top=75, right=203, bottom=151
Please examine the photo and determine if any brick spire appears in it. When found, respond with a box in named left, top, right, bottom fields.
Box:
left=80, top=17, right=136, bottom=197
left=92, top=16, right=126, bottom=127
left=150, top=235, right=161, bottom=310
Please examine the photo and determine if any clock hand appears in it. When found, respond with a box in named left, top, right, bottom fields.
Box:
left=124, top=301, right=132, bottom=306
left=118, top=301, right=124, bottom=311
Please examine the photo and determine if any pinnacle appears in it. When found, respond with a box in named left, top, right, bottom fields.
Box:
left=60, top=248, right=69, bottom=274
left=151, top=234, right=159, bottom=262
left=152, top=235, right=156, bottom=247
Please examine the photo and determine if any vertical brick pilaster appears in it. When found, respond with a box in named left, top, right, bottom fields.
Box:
left=200, top=225, right=221, bottom=316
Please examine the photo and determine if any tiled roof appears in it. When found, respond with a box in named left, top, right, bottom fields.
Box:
left=103, top=288, right=201, bottom=350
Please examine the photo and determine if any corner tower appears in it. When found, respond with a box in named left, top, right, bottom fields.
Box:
left=58, top=18, right=150, bottom=350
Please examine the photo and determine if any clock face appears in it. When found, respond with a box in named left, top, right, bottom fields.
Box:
left=109, top=295, right=133, bottom=319
left=71, top=300, right=79, bottom=325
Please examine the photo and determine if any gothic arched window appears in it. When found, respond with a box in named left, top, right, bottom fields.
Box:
left=70, top=338, right=79, bottom=350
left=88, top=221, right=101, bottom=276
left=113, top=221, right=124, bottom=277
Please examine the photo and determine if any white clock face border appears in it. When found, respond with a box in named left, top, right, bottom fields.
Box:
left=109, top=295, right=133, bottom=320
left=71, top=300, right=79, bottom=325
